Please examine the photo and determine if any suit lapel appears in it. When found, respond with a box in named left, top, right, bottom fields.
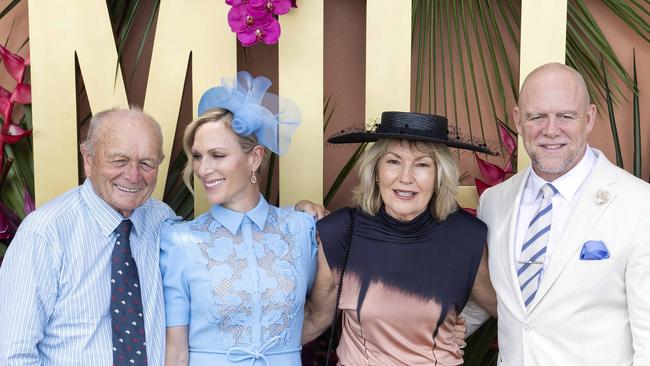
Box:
left=528, top=154, right=619, bottom=311
left=492, top=169, right=530, bottom=313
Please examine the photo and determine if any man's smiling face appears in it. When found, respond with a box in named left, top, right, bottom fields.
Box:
left=82, top=111, right=162, bottom=217
left=514, top=64, right=596, bottom=182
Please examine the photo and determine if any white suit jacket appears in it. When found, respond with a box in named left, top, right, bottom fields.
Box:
left=469, top=150, right=650, bottom=365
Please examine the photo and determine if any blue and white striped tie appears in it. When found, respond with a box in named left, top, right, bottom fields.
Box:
left=518, top=183, right=557, bottom=308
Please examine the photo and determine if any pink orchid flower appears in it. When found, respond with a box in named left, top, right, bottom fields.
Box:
left=249, top=0, right=292, bottom=15
left=236, top=17, right=281, bottom=46
left=227, top=4, right=272, bottom=33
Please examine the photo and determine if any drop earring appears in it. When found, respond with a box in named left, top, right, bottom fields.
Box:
left=250, top=171, right=257, bottom=184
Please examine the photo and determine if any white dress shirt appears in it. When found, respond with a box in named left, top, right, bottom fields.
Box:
left=513, top=147, right=597, bottom=272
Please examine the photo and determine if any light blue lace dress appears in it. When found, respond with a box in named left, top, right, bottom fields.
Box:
left=160, top=195, right=317, bottom=366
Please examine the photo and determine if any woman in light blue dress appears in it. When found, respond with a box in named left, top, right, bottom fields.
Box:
left=160, top=71, right=315, bottom=366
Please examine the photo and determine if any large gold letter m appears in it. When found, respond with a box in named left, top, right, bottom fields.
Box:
left=28, top=0, right=235, bottom=206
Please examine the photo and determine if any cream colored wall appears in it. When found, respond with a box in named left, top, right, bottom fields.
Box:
left=279, top=1, right=324, bottom=206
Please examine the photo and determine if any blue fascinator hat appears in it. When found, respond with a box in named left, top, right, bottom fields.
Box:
left=198, top=71, right=301, bottom=155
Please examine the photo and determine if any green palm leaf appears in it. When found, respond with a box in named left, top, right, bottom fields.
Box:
left=600, top=55, right=623, bottom=168
left=632, top=49, right=641, bottom=178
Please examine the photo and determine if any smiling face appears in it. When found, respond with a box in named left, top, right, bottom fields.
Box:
left=82, top=111, right=163, bottom=218
left=191, top=121, right=263, bottom=212
left=377, top=140, right=437, bottom=222
left=514, top=63, right=596, bottom=182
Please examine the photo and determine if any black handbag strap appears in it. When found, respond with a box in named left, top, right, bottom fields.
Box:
left=325, top=209, right=355, bottom=366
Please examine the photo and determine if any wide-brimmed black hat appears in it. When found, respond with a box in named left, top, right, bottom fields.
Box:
left=328, top=111, right=494, bottom=154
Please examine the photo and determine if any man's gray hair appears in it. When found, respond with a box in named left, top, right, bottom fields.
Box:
left=80, top=107, right=164, bottom=160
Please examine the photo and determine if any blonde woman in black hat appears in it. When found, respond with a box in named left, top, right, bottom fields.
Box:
left=303, top=111, right=497, bottom=365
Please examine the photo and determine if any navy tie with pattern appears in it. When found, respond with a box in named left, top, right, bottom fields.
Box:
left=111, top=219, right=147, bottom=365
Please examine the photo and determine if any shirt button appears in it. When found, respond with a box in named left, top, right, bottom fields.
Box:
left=523, top=322, right=534, bottom=331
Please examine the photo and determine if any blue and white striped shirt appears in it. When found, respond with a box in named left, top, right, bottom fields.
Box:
left=0, top=179, right=177, bottom=365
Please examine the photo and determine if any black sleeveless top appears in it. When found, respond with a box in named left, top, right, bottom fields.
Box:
left=318, top=206, right=486, bottom=333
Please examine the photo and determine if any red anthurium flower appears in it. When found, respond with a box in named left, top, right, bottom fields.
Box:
left=227, top=4, right=272, bottom=33
left=0, top=124, right=31, bottom=174
left=0, top=45, right=27, bottom=82
left=1, top=123, right=32, bottom=144
left=475, top=178, right=491, bottom=196
left=475, top=153, right=506, bottom=186
left=235, top=17, right=281, bottom=46
left=0, top=86, right=10, bottom=99
left=503, top=159, right=513, bottom=174
left=11, top=83, right=31, bottom=105
left=462, top=207, right=477, bottom=216
left=0, top=87, right=13, bottom=127
left=498, top=120, right=517, bottom=155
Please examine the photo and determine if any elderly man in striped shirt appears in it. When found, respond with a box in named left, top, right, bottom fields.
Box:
left=0, top=108, right=177, bottom=366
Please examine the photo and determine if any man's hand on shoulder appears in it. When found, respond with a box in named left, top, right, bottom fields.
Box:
left=294, top=200, right=329, bottom=220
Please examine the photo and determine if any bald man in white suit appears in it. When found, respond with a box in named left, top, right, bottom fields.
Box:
left=463, top=63, right=650, bottom=365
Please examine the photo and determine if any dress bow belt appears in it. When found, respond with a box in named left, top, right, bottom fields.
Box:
left=226, top=336, right=281, bottom=366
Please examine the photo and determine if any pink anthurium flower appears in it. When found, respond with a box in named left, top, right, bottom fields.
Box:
left=0, top=87, right=13, bottom=126
left=503, top=159, right=513, bottom=174
left=11, top=83, right=31, bottom=105
left=475, top=153, right=506, bottom=186
left=0, top=124, right=31, bottom=174
left=498, top=120, right=517, bottom=155
left=462, top=207, right=477, bottom=216
left=0, top=45, right=28, bottom=82
left=0, top=86, right=10, bottom=99
left=475, top=178, right=491, bottom=196
left=1, top=123, right=32, bottom=144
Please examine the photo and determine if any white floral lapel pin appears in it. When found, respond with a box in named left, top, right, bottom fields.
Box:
left=593, top=189, right=610, bottom=205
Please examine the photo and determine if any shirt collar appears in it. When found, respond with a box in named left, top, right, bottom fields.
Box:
left=80, top=179, right=149, bottom=238
left=209, top=194, right=269, bottom=235
left=526, top=146, right=597, bottom=202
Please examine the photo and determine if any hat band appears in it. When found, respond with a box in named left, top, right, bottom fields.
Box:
left=374, top=126, right=448, bottom=140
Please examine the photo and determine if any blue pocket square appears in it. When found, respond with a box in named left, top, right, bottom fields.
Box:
left=580, top=240, right=610, bottom=260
